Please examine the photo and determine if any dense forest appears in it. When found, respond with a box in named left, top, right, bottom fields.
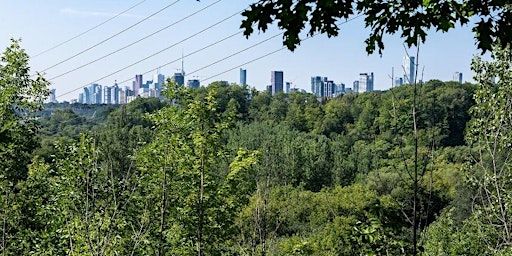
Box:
left=2, top=39, right=512, bottom=255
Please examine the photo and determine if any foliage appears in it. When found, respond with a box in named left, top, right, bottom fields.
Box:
left=241, top=0, right=512, bottom=54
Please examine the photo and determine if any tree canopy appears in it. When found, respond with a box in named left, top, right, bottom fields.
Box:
left=241, top=0, right=512, bottom=54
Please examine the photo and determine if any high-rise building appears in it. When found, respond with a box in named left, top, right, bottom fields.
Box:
left=353, top=80, right=360, bottom=93
left=395, top=77, right=404, bottom=87
left=454, top=72, right=463, bottom=83
left=172, top=73, right=184, bottom=86
left=240, top=68, right=247, bottom=85
left=103, top=86, right=113, bottom=104
left=285, top=82, right=291, bottom=93
left=311, top=76, right=324, bottom=97
left=134, top=75, right=143, bottom=97
left=49, top=89, right=57, bottom=103
left=403, top=56, right=415, bottom=84
left=358, top=72, right=374, bottom=93
left=271, top=71, right=284, bottom=95
left=187, top=79, right=200, bottom=89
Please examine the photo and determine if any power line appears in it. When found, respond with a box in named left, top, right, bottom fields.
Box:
left=187, top=32, right=283, bottom=77
left=40, top=0, right=182, bottom=74
left=115, top=30, right=244, bottom=86
left=32, top=0, right=147, bottom=59
left=57, top=13, right=244, bottom=98
left=200, top=15, right=363, bottom=83
left=48, top=0, right=224, bottom=81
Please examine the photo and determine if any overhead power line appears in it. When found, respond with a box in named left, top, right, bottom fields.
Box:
left=199, top=15, right=363, bottom=83
left=40, top=0, right=182, bottom=74
left=115, top=30, right=244, bottom=86
left=57, top=11, right=244, bottom=98
left=32, top=0, right=147, bottom=59
left=48, top=0, right=224, bottom=82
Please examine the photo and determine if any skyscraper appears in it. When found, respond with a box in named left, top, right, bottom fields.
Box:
left=403, top=56, right=415, bottom=84
left=172, top=73, right=184, bottom=86
left=358, top=72, right=374, bottom=93
left=311, top=76, right=324, bottom=97
left=49, top=89, right=57, bottom=103
left=134, top=75, right=143, bottom=97
left=240, top=68, right=247, bottom=85
left=271, top=71, right=284, bottom=95
left=454, top=72, right=463, bottom=83
left=187, top=79, right=200, bottom=89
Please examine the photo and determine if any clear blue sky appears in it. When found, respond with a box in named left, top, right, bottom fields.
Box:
left=0, top=0, right=481, bottom=101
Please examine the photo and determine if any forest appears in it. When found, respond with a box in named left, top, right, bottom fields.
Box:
left=2, top=38, right=512, bottom=255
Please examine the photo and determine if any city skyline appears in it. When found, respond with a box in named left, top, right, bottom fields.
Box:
left=1, top=1, right=481, bottom=101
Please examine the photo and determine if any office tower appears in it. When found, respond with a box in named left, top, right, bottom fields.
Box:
left=172, top=73, right=184, bottom=86
left=403, top=56, right=415, bottom=84
left=103, top=86, right=112, bottom=104
left=49, top=89, right=57, bottom=103
left=240, top=68, right=247, bottom=85
left=134, top=75, right=143, bottom=97
left=353, top=80, right=360, bottom=93
left=271, top=71, right=284, bottom=95
left=285, top=82, right=291, bottom=93
left=187, top=79, right=200, bottom=89
left=358, top=72, right=374, bottom=93
left=153, top=72, right=165, bottom=91
left=91, top=83, right=102, bottom=104
left=78, top=93, right=84, bottom=104
left=112, top=82, right=119, bottom=104
left=311, top=76, right=324, bottom=97
left=454, top=72, right=463, bottom=83
left=395, top=77, right=404, bottom=87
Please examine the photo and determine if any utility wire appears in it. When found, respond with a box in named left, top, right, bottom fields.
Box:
left=57, top=14, right=244, bottom=98
left=187, top=32, right=282, bottom=77
left=32, top=0, right=147, bottom=59
left=57, top=11, right=361, bottom=99
left=115, top=30, right=244, bottom=86
left=40, top=0, right=182, bottom=74
left=48, top=0, right=224, bottom=81
left=199, top=15, right=363, bottom=83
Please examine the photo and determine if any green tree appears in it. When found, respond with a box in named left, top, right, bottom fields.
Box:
left=241, top=0, right=512, bottom=54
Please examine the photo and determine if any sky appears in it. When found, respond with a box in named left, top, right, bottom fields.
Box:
left=0, top=0, right=483, bottom=101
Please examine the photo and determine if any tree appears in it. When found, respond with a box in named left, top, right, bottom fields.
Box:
left=241, top=0, right=512, bottom=54
left=0, top=39, right=49, bottom=254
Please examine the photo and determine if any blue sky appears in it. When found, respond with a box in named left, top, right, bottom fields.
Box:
left=1, top=0, right=481, bottom=101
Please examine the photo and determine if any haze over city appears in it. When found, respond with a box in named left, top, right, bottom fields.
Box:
left=1, top=0, right=480, bottom=101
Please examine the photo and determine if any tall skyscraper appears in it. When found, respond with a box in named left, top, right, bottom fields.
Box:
left=358, top=72, right=374, bottom=93
left=240, top=68, right=247, bottom=85
left=285, top=82, right=291, bottom=93
left=134, top=75, right=143, bottom=97
left=49, top=89, right=57, bottom=103
left=403, top=56, right=415, bottom=84
left=172, top=73, right=184, bottom=86
left=311, top=76, right=324, bottom=97
left=271, top=71, right=284, bottom=95
left=454, top=72, right=463, bottom=83
left=353, top=80, right=360, bottom=93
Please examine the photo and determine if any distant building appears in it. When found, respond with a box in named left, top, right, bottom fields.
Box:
left=172, top=73, right=184, bottom=86
left=240, top=68, right=247, bottom=85
left=358, top=72, right=374, bottom=93
left=395, top=77, right=404, bottom=87
left=271, top=71, right=284, bottom=95
left=454, top=72, right=463, bottom=83
left=49, top=89, right=57, bottom=103
left=134, top=75, right=143, bottom=97
left=311, top=76, right=344, bottom=97
left=353, top=80, right=360, bottom=93
left=403, top=56, right=415, bottom=84
left=285, top=82, right=291, bottom=93
left=187, top=79, right=200, bottom=89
